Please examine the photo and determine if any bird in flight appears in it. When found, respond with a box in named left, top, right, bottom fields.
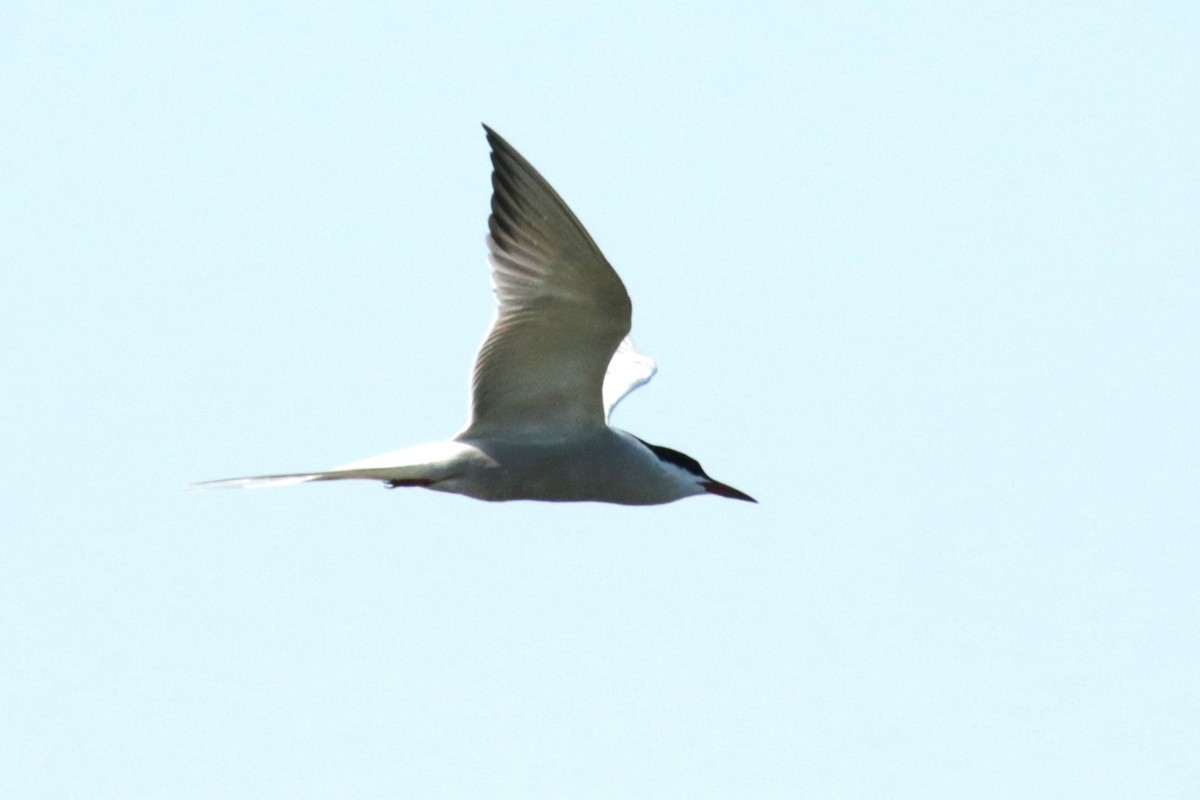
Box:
left=195, top=125, right=754, bottom=505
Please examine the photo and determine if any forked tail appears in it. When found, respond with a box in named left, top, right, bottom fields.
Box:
left=188, top=466, right=430, bottom=491
left=190, top=441, right=477, bottom=492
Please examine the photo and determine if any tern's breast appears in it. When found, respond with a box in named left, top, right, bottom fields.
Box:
left=446, top=428, right=683, bottom=504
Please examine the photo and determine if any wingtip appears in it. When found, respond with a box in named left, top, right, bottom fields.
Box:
left=482, top=124, right=504, bottom=163
left=482, top=125, right=522, bottom=163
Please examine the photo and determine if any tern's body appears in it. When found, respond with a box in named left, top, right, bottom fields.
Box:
left=324, top=428, right=706, bottom=505
left=196, top=126, right=753, bottom=505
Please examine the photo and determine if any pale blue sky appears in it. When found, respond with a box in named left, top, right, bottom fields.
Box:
left=2, top=2, right=1198, bottom=797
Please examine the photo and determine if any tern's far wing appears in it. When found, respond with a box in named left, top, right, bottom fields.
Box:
left=603, top=337, right=657, bottom=421
left=466, top=126, right=632, bottom=434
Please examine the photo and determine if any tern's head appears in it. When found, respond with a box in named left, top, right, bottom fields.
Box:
left=634, top=437, right=756, bottom=503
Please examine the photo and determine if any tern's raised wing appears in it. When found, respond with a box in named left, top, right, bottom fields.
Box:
left=464, top=126, right=632, bottom=435
left=603, top=337, right=657, bottom=421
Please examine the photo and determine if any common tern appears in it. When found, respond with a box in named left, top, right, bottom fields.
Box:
left=195, top=126, right=754, bottom=505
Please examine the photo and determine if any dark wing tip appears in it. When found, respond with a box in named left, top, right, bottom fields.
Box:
left=482, top=124, right=512, bottom=157
left=481, top=126, right=541, bottom=185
